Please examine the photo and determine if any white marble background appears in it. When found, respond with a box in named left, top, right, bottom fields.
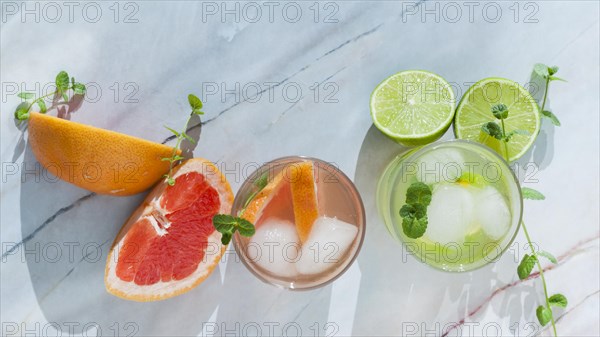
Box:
left=1, top=1, right=599, bottom=336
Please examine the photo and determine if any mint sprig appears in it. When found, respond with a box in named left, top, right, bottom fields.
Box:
left=242, top=171, right=270, bottom=210
left=481, top=104, right=530, bottom=155
left=513, top=166, right=566, bottom=334
left=534, top=63, right=565, bottom=126
left=514, top=186, right=566, bottom=334
left=518, top=188, right=566, bottom=333
left=14, top=70, right=86, bottom=121
left=537, top=293, right=567, bottom=326
left=161, top=94, right=204, bottom=185
left=399, top=182, right=432, bottom=239
left=212, top=214, right=256, bottom=245
left=481, top=104, right=530, bottom=159
left=481, top=64, right=567, bottom=335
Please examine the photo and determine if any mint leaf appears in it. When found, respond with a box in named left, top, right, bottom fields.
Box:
left=405, top=182, right=432, bottom=206
left=55, top=71, right=70, bottom=92
left=537, top=250, right=557, bottom=264
left=482, top=122, right=503, bottom=139
left=522, top=187, right=545, bottom=200
left=188, top=94, right=203, bottom=111
left=401, top=203, right=427, bottom=219
left=188, top=93, right=204, bottom=115
left=212, top=214, right=256, bottom=245
left=548, top=66, right=559, bottom=76
left=549, top=294, right=568, bottom=308
left=236, top=218, right=256, bottom=236
left=14, top=105, right=30, bottom=120
left=255, top=171, right=269, bottom=190
left=213, top=214, right=236, bottom=232
left=402, top=215, right=427, bottom=239
left=541, top=110, right=561, bottom=126
left=413, top=203, right=427, bottom=218
left=17, top=92, right=35, bottom=99
left=549, top=76, right=567, bottom=82
left=220, top=232, right=232, bottom=245
left=491, top=103, right=509, bottom=119
left=534, top=63, right=550, bottom=79
left=73, top=82, right=86, bottom=95
left=181, top=132, right=196, bottom=144
left=242, top=171, right=271, bottom=210
left=518, top=254, right=537, bottom=280
left=399, top=204, right=415, bottom=218
left=37, top=99, right=47, bottom=113
left=400, top=182, right=431, bottom=239
left=164, top=126, right=180, bottom=137
left=536, top=305, right=552, bottom=326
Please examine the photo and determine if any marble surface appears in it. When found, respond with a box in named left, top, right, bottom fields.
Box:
left=1, top=1, right=599, bottom=336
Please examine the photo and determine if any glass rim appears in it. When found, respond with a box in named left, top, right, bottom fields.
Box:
left=381, top=139, right=523, bottom=273
left=232, top=155, right=366, bottom=290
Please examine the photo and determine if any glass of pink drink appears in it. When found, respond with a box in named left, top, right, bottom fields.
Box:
left=232, top=156, right=365, bottom=290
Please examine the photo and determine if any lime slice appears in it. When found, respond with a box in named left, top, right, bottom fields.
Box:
left=454, top=78, right=541, bottom=162
left=370, top=70, right=455, bottom=146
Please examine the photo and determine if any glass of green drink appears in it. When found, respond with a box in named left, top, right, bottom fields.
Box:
left=377, top=140, right=522, bottom=272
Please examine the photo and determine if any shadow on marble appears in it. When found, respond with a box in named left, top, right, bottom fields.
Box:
left=181, top=115, right=202, bottom=159
left=350, top=125, right=539, bottom=335
left=485, top=251, right=540, bottom=332
left=513, top=69, right=556, bottom=179
left=11, top=123, right=27, bottom=162
left=56, top=94, right=85, bottom=120
left=18, top=136, right=228, bottom=336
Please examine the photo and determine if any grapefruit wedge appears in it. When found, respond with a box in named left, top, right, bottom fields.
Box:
left=105, top=158, right=233, bottom=301
left=28, top=112, right=177, bottom=196
left=289, top=161, right=319, bottom=243
left=240, top=170, right=289, bottom=224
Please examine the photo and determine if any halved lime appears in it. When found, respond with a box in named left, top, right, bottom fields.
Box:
left=370, top=70, right=455, bottom=146
left=454, top=78, right=540, bottom=162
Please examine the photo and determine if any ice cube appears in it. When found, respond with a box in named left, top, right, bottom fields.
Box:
left=415, top=149, right=466, bottom=184
left=426, top=184, right=475, bottom=245
left=248, top=219, right=300, bottom=278
left=296, top=217, right=358, bottom=275
left=474, top=186, right=511, bottom=240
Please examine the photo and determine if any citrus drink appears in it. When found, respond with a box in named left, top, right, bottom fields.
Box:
left=233, top=157, right=365, bottom=289
left=377, top=140, right=522, bottom=271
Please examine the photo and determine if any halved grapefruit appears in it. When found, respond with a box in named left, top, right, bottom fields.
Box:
left=105, top=158, right=233, bottom=301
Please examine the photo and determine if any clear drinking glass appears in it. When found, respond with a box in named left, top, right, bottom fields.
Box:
left=232, top=156, right=366, bottom=289
left=377, top=140, right=522, bottom=272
